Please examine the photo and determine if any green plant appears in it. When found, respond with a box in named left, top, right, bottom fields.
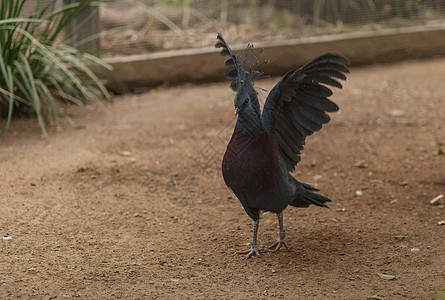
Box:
left=0, top=0, right=111, bottom=137
left=272, top=9, right=303, bottom=29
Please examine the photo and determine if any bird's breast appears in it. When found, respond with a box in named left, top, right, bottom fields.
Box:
left=222, top=127, right=281, bottom=194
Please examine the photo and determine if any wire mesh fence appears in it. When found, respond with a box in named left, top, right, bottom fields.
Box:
left=20, top=0, right=445, bottom=58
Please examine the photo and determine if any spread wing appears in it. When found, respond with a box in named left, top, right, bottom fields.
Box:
left=261, top=53, right=350, bottom=171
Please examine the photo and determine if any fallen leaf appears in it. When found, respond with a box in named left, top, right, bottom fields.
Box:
left=438, top=220, right=445, bottom=226
left=120, top=151, right=132, bottom=157
left=336, top=208, right=346, bottom=212
left=438, top=148, right=444, bottom=155
left=354, top=161, right=368, bottom=168
left=332, top=216, right=341, bottom=223
left=430, top=194, right=444, bottom=205
left=377, top=273, right=395, bottom=280
left=368, top=296, right=385, bottom=300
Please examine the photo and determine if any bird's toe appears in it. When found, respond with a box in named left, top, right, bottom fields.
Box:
left=237, top=245, right=261, bottom=259
left=245, top=248, right=261, bottom=259
left=268, top=239, right=290, bottom=253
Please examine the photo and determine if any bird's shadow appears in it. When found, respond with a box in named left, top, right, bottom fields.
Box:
left=234, top=225, right=365, bottom=266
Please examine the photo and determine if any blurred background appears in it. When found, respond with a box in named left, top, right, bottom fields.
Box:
left=2, top=2, right=444, bottom=298
left=22, top=0, right=445, bottom=57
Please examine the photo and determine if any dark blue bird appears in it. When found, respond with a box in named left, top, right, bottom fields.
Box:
left=216, top=33, right=350, bottom=258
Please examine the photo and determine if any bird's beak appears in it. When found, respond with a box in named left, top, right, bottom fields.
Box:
left=234, top=107, right=240, bottom=115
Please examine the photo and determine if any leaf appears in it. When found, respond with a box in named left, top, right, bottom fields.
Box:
left=377, top=273, right=395, bottom=280
left=0, top=1, right=111, bottom=136
left=356, top=162, right=368, bottom=168
left=332, top=216, right=341, bottom=223
left=438, top=148, right=444, bottom=155
left=368, top=296, right=384, bottom=300
left=438, top=220, right=445, bottom=226
left=430, top=194, right=444, bottom=205
left=120, top=151, right=132, bottom=157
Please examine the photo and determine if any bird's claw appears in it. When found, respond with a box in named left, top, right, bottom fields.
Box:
left=237, top=245, right=261, bottom=259
left=268, top=239, right=290, bottom=252
left=268, top=231, right=290, bottom=252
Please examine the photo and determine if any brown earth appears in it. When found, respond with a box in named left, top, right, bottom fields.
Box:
left=1, top=58, right=444, bottom=299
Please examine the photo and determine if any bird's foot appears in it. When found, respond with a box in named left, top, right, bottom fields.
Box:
left=268, top=231, right=290, bottom=252
left=237, top=243, right=261, bottom=259
left=268, top=239, right=290, bottom=252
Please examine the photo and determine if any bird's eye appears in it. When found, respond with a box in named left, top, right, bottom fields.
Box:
left=244, top=99, right=249, bottom=105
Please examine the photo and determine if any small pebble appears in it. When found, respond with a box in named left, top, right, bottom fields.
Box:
left=313, top=175, right=323, bottom=181
left=388, top=109, right=405, bottom=117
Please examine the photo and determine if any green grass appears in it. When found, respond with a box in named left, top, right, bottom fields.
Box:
left=0, top=0, right=111, bottom=137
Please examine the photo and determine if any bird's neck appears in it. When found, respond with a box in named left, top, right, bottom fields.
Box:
left=235, top=109, right=262, bottom=137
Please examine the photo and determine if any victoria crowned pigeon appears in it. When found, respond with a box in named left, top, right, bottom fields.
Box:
left=217, top=33, right=349, bottom=258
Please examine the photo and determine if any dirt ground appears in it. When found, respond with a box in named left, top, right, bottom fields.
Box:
left=1, top=58, right=444, bottom=299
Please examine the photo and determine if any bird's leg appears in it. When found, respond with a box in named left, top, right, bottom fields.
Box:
left=268, top=212, right=290, bottom=252
left=237, top=219, right=260, bottom=258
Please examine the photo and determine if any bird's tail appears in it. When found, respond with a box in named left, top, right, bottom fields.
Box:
left=291, top=182, right=332, bottom=208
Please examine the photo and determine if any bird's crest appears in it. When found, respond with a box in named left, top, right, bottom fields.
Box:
left=215, top=33, right=269, bottom=91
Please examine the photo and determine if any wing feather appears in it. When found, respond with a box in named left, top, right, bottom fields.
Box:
left=274, top=128, right=301, bottom=165
left=275, top=116, right=305, bottom=149
left=301, top=83, right=333, bottom=97
left=303, top=75, right=343, bottom=89
left=286, top=105, right=318, bottom=135
left=299, top=103, right=331, bottom=124
left=297, top=90, right=339, bottom=112
left=262, top=53, right=349, bottom=171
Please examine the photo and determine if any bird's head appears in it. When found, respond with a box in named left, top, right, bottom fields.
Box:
left=215, top=33, right=268, bottom=117
left=234, top=72, right=258, bottom=115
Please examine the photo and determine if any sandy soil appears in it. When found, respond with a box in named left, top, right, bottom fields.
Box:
left=1, top=58, right=444, bottom=299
